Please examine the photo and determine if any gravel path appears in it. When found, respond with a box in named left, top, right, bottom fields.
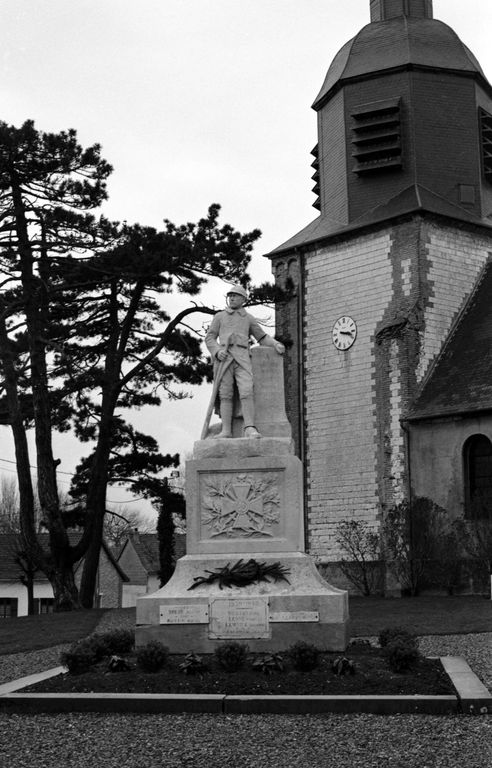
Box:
left=1, top=612, right=491, bottom=768
left=0, top=713, right=491, bottom=768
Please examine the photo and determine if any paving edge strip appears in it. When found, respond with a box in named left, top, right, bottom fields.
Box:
left=0, top=657, right=490, bottom=715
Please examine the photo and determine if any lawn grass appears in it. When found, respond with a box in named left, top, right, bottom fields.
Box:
left=1, top=595, right=490, bottom=657
left=0, top=609, right=106, bottom=655
left=350, top=595, right=492, bottom=636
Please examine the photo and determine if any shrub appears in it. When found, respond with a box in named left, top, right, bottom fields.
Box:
left=251, top=652, right=284, bottom=675
left=136, top=641, right=169, bottom=673
left=179, top=652, right=208, bottom=675
left=378, top=627, right=416, bottom=649
left=61, top=629, right=135, bottom=671
left=81, top=634, right=112, bottom=661
left=385, top=639, right=420, bottom=673
left=60, top=643, right=97, bottom=674
left=97, top=629, right=134, bottom=655
left=107, top=655, right=132, bottom=672
left=331, top=656, right=356, bottom=676
left=288, top=641, right=320, bottom=672
left=381, top=497, right=459, bottom=595
left=334, top=519, right=382, bottom=596
left=214, top=642, right=249, bottom=672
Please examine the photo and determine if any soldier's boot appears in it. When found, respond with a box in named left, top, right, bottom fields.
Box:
left=218, top=399, right=233, bottom=438
left=240, top=395, right=261, bottom=438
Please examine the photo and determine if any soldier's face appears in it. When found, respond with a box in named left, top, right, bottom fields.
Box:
left=227, top=293, right=245, bottom=309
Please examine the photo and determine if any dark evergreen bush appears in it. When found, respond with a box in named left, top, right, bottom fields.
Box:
left=288, top=641, right=320, bottom=672
left=60, top=642, right=98, bottom=674
left=384, top=639, right=420, bottom=673
left=136, top=641, right=169, bottom=673
left=96, top=629, right=134, bottom=655
left=378, top=627, right=416, bottom=649
left=214, top=642, right=249, bottom=672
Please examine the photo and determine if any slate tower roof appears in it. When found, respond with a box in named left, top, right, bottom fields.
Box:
left=270, top=0, right=492, bottom=255
left=312, top=16, right=485, bottom=110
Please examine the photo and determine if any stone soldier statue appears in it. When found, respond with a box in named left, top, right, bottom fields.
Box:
left=202, top=284, right=285, bottom=439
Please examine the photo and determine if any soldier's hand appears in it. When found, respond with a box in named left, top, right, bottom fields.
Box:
left=274, top=341, right=285, bottom=355
left=217, top=349, right=228, bottom=361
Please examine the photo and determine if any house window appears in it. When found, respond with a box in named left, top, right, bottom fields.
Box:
left=464, top=434, right=492, bottom=519
left=38, top=598, right=54, bottom=614
left=0, top=598, right=18, bottom=618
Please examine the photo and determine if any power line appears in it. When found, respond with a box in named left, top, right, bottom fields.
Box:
left=0, top=457, right=147, bottom=504
left=0, top=456, right=74, bottom=476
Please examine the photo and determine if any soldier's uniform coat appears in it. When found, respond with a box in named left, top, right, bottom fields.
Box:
left=205, top=306, right=266, bottom=402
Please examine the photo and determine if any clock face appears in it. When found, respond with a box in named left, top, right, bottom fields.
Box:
left=332, top=316, right=357, bottom=351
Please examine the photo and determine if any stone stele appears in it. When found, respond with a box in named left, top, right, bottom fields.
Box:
left=136, top=347, right=349, bottom=652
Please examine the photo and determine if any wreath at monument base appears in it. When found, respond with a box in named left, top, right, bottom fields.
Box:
left=187, top=558, right=291, bottom=591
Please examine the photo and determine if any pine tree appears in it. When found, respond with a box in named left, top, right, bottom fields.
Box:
left=0, top=120, right=112, bottom=609
left=0, top=119, right=265, bottom=609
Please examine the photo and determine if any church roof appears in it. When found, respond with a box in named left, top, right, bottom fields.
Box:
left=313, top=17, right=487, bottom=110
left=408, top=261, right=492, bottom=421
left=268, top=184, right=492, bottom=256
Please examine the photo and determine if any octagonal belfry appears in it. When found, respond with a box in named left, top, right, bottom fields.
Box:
left=136, top=348, right=348, bottom=653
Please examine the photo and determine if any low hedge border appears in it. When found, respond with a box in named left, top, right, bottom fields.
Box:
left=0, top=656, right=490, bottom=716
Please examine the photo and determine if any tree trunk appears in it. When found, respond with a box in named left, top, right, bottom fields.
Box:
left=78, top=389, right=118, bottom=607
left=10, top=174, right=81, bottom=609
left=78, top=394, right=117, bottom=607
left=50, top=564, right=81, bottom=612
left=22, top=570, right=36, bottom=615
left=0, top=317, right=39, bottom=550
left=79, top=280, right=121, bottom=608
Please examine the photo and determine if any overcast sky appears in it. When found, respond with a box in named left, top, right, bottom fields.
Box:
left=0, top=0, right=487, bottom=509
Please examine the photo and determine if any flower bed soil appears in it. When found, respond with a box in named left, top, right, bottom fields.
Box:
left=24, top=645, right=455, bottom=696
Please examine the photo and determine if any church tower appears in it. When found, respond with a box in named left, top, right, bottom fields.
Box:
left=269, top=0, right=492, bottom=578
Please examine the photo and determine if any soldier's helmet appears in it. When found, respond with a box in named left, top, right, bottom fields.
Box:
left=226, top=283, right=248, bottom=300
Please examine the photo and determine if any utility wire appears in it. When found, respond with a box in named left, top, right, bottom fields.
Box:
left=0, top=457, right=147, bottom=504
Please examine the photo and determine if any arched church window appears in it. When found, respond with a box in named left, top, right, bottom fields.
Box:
left=464, top=434, right=492, bottom=519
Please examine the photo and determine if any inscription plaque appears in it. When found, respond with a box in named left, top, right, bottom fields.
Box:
left=269, top=611, right=319, bottom=623
left=160, top=604, right=209, bottom=625
left=209, top=597, right=270, bottom=639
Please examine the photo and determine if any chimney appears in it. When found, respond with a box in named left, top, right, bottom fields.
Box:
left=370, top=0, right=433, bottom=21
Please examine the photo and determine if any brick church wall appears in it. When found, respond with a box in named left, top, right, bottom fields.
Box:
left=273, top=215, right=492, bottom=565
left=303, top=230, right=393, bottom=559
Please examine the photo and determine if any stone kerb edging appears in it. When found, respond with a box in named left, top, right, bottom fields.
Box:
left=0, top=657, right=490, bottom=716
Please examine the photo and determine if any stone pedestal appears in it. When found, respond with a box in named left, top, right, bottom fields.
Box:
left=136, top=349, right=349, bottom=652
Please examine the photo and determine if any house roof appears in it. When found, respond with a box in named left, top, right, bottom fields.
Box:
left=408, top=260, right=492, bottom=421
left=130, top=533, right=160, bottom=573
left=267, top=184, right=492, bottom=257
left=0, top=534, right=48, bottom=582
left=117, top=531, right=186, bottom=575
left=312, top=17, right=487, bottom=110
left=0, top=531, right=128, bottom=583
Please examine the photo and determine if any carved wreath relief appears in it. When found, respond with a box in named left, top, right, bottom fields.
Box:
left=201, top=472, right=282, bottom=538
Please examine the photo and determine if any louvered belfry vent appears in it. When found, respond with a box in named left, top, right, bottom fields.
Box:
left=351, top=98, right=403, bottom=175
left=311, top=144, right=321, bottom=210
left=479, top=108, right=492, bottom=185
